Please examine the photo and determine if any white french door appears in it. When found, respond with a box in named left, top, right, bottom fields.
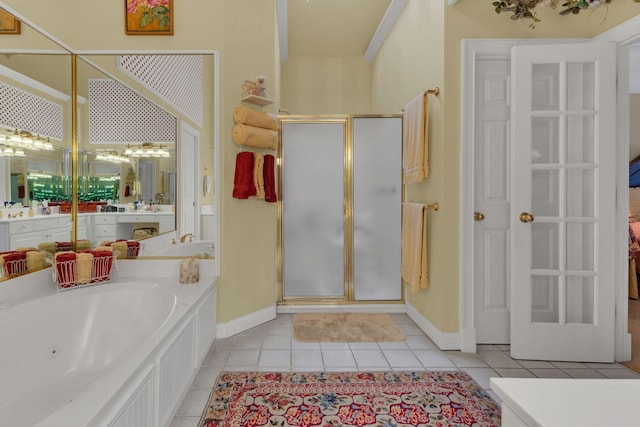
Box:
left=510, top=43, right=617, bottom=362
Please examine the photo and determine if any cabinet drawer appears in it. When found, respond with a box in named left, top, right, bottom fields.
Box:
left=9, top=220, right=33, bottom=234
left=34, top=218, right=59, bottom=232
left=57, top=216, right=72, bottom=228
left=94, top=215, right=116, bottom=225
left=118, top=215, right=155, bottom=223
left=94, top=225, right=116, bottom=238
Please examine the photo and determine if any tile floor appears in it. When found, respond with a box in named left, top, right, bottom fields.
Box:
left=169, top=313, right=640, bottom=427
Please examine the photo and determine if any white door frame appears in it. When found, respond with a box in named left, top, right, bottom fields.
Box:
left=180, top=120, right=201, bottom=239
left=594, top=15, right=640, bottom=362
left=460, top=17, right=640, bottom=361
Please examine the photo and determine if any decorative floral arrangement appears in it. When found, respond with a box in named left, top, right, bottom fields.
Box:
left=493, top=0, right=612, bottom=27
left=127, top=0, right=171, bottom=31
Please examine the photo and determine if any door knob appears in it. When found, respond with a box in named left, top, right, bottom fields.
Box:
left=474, top=212, right=485, bottom=221
left=519, top=212, right=534, bottom=223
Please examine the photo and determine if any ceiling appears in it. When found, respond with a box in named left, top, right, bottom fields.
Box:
left=284, top=0, right=393, bottom=59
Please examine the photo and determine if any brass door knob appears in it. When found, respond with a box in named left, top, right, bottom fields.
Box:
left=474, top=212, right=485, bottom=221
left=519, top=212, right=534, bottom=223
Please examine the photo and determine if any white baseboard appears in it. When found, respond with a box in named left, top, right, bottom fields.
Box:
left=216, top=305, right=277, bottom=339
left=618, top=332, right=632, bottom=363
left=406, top=302, right=461, bottom=350
left=277, top=304, right=407, bottom=314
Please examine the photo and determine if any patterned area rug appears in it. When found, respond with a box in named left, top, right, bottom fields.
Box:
left=198, top=371, right=501, bottom=427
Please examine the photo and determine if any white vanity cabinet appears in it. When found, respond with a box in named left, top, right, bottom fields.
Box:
left=92, top=214, right=118, bottom=242
left=0, top=215, right=74, bottom=251
left=88, top=212, right=175, bottom=242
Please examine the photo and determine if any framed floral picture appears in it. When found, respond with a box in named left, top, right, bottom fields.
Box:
left=125, top=0, right=173, bottom=36
left=0, top=9, right=20, bottom=35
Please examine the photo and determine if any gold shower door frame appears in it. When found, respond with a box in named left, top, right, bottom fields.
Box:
left=277, top=114, right=404, bottom=305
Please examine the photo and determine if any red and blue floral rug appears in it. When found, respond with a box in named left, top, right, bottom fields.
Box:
left=198, top=371, right=501, bottom=427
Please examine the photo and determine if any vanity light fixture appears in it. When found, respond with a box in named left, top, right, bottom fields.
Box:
left=9, top=129, right=22, bottom=144
left=5, top=130, right=56, bottom=151
left=0, top=146, right=24, bottom=156
left=124, top=143, right=170, bottom=158
left=95, top=150, right=131, bottom=164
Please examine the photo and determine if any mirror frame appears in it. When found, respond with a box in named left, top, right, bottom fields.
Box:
left=0, top=3, right=221, bottom=279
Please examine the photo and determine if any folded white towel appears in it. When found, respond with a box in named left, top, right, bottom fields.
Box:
left=402, top=93, right=428, bottom=184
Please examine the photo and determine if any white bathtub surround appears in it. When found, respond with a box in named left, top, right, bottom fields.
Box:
left=144, top=240, right=216, bottom=258
left=491, top=377, right=640, bottom=426
left=0, top=260, right=216, bottom=427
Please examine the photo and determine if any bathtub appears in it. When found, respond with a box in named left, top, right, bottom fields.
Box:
left=0, top=278, right=217, bottom=427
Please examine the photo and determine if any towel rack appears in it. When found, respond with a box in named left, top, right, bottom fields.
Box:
left=402, top=87, right=440, bottom=112
left=425, top=87, right=440, bottom=96
left=427, top=202, right=439, bottom=211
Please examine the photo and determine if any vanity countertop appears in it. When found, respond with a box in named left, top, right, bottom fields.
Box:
left=0, top=212, right=70, bottom=223
left=97, top=211, right=174, bottom=215
left=0, top=211, right=174, bottom=224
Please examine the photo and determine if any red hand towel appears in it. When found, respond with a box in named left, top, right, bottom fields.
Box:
left=2, top=252, right=26, bottom=276
left=126, top=240, right=140, bottom=258
left=90, top=250, right=114, bottom=282
left=263, top=154, right=277, bottom=203
left=54, top=252, right=77, bottom=288
left=233, top=151, right=257, bottom=199
left=56, top=242, right=73, bottom=252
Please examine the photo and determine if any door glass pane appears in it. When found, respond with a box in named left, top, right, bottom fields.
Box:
left=566, top=222, right=594, bottom=271
left=567, top=62, right=596, bottom=111
left=532, top=275, right=559, bottom=323
left=353, top=118, right=402, bottom=300
left=567, top=116, right=595, bottom=163
left=532, top=223, right=559, bottom=270
left=282, top=122, right=345, bottom=297
left=532, top=63, right=560, bottom=111
left=532, top=117, right=559, bottom=164
left=566, top=168, right=594, bottom=217
left=566, top=276, right=595, bottom=324
left=532, top=169, right=559, bottom=216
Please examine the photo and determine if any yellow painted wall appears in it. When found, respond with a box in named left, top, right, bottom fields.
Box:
left=217, top=0, right=278, bottom=323
left=370, top=0, right=450, bottom=329
left=281, top=56, right=370, bottom=114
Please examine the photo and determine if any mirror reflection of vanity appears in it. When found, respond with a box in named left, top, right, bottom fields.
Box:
left=75, top=55, right=178, bottom=246
left=0, top=12, right=218, bottom=281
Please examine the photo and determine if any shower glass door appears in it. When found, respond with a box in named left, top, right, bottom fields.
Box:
left=281, top=119, right=347, bottom=299
left=353, top=117, right=402, bottom=300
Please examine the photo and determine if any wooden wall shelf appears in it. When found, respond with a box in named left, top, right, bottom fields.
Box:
left=241, top=95, right=274, bottom=106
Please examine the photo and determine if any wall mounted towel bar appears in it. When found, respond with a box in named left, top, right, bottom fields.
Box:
left=427, top=202, right=439, bottom=211
left=424, top=87, right=440, bottom=96
left=402, top=87, right=440, bottom=111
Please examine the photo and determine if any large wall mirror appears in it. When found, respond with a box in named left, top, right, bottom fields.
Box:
left=0, top=16, right=72, bottom=281
left=0, top=13, right=217, bottom=282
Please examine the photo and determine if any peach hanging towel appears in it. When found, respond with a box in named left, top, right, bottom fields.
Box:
left=402, top=92, right=429, bottom=184
left=401, top=202, right=429, bottom=293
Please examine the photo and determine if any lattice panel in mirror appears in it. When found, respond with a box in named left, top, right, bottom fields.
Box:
left=118, top=55, right=203, bottom=126
left=0, top=82, right=63, bottom=139
left=88, top=79, right=177, bottom=144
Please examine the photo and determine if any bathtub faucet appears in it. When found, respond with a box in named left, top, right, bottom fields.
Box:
left=179, top=233, right=193, bottom=243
